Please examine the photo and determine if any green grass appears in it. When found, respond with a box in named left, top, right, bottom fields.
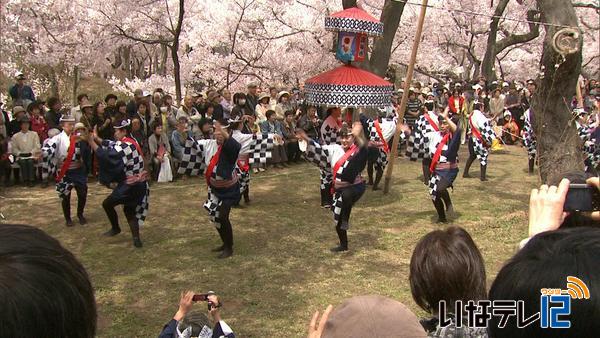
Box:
left=0, top=145, right=540, bottom=337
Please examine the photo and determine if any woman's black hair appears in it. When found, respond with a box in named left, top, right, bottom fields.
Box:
left=0, top=224, right=97, bottom=337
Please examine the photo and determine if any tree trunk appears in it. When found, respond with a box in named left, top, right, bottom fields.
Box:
left=72, top=65, right=80, bottom=106
left=172, top=0, right=185, bottom=103
left=482, top=1, right=540, bottom=81
left=160, top=44, right=168, bottom=75
left=368, top=0, right=406, bottom=77
left=481, top=0, right=509, bottom=81
left=532, top=0, right=583, bottom=183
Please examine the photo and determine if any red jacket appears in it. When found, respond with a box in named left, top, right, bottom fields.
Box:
left=30, top=115, right=49, bottom=142
left=448, top=95, right=465, bottom=115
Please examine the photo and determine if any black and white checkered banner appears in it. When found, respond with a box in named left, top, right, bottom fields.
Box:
left=324, top=16, right=383, bottom=36
left=304, top=82, right=393, bottom=108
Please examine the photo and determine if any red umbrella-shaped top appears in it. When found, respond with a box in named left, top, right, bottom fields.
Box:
left=325, top=7, right=384, bottom=36
left=304, top=65, right=393, bottom=108
left=305, top=64, right=391, bottom=87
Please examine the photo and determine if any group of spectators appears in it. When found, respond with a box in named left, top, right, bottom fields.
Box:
left=2, top=172, right=598, bottom=337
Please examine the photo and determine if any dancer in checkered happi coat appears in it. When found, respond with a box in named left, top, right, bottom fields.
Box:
left=522, top=108, right=537, bottom=174
left=41, top=115, right=91, bottom=227
left=359, top=112, right=406, bottom=191
left=406, top=96, right=440, bottom=184
left=574, top=108, right=600, bottom=174
left=463, top=102, right=496, bottom=181
left=230, top=114, right=276, bottom=206
left=426, top=108, right=462, bottom=223
left=299, top=122, right=368, bottom=252
left=180, top=122, right=241, bottom=259
left=318, top=107, right=343, bottom=208
left=88, top=119, right=149, bottom=248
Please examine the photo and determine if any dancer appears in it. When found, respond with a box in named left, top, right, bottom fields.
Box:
left=229, top=113, right=277, bottom=205
left=407, top=98, right=440, bottom=184
left=178, top=121, right=242, bottom=258
left=463, top=102, right=496, bottom=181
left=360, top=111, right=404, bottom=191
left=298, top=122, right=368, bottom=252
left=41, top=116, right=91, bottom=227
left=522, top=108, right=537, bottom=174
left=88, top=119, right=149, bottom=248
left=426, top=108, right=461, bottom=223
left=574, top=108, right=600, bottom=174
left=318, top=107, right=343, bottom=208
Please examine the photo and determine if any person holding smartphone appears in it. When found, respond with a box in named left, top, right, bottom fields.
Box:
left=159, top=291, right=235, bottom=338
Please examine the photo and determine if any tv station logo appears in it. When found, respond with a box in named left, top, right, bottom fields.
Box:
left=438, top=276, right=591, bottom=330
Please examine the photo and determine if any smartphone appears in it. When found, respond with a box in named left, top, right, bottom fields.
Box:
left=564, top=184, right=597, bottom=212
left=192, top=294, right=209, bottom=302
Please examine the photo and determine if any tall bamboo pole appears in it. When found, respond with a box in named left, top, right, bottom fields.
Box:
left=383, top=0, right=429, bottom=194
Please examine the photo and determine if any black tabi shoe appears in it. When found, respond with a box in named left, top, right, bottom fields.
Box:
left=330, top=245, right=349, bottom=252
left=78, top=215, right=87, bottom=225
left=211, top=244, right=225, bottom=252
left=446, top=205, right=455, bottom=219
left=322, top=204, right=332, bottom=209
left=65, top=219, right=74, bottom=227
left=218, top=247, right=233, bottom=259
left=132, top=237, right=143, bottom=248
left=103, top=228, right=121, bottom=237
left=372, top=185, right=380, bottom=191
left=436, top=217, right=448, bottom=223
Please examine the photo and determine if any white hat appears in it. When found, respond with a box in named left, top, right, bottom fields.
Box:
left=503, top=110, right=512, bottom=117
left=472, top=84, right=482, bottom=90
left=502, top=82, right=510, bottom=87
left=59, top=114, right=76, bottom=123
left=142, top=90, right=152, bottom=97
left=277, top=91, right=290, bottom=101
left=114, top=119, right=131, bottom=129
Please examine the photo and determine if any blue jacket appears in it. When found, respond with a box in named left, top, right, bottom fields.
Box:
left=260, top=120, right=283, bottom=136
left=9, top=84, right=35, bottom=103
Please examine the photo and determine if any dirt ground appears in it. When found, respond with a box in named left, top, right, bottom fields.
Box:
left=0, top=145, right=540, bottom=337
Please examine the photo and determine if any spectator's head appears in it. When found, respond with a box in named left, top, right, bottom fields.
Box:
left=27, top=101, right=42, bottom=116
left=137, top=101, right=149, bottom=116
left=19, top=116, right=31, bottom=132
left=104, top=94, right=118, bottom=106
left=0, top=224, right=97, bottom=338
left=131, top=117, right=142, bottom=132
left=77, top=93, right=89, bottom=106
left=152, top=92, right=162, bottom=105
left=208, top=91, right=221, bottom=104
left=308, top=105, right=317, bottom=118
left=152, top=120, right=163, bottom=135
left=113, top=119, right=132, bottom=140
left=183, top=95, right=194, bottom=108
left=489, top=227, right=600, bottom=337
left=177, top=311, right=213, bottom=337
left=116, top=100, right=127, bottom=115
left=12, top=105, right=26, bottom=120
left=163, top=94, right=173, bottom=107
left=200, top=118, right=213, bottom=134
left=259, top=93, right=270, bottom=106
left=526, top=79, right=537, bottom=93
left=81, top=102, right=94, bottom=116
left=221, top=89, right=232, bottom=102
left=93, top=102, right=105, bottom=117
left=410, top=226, right=486, bottom=314
left=285, top=110, right=294, bottom=122
left=15, top=72, right=26, bottom=84
left=319, top=295, right=426, bottom=338
left=233, top=92, right=246, bottom=106
left=409, top=90, right=416, bottom=100
left=266, top=110, right=276, bottom=121
left=278, top=91, right=290, bottom=103
left=47, top=97, right=61, bottom=111
left=269, top=86, right=278, bottom=98
left=247, top=82, right=258, bottom=96
left=177, top=116, right=188, bottom=132
left=133, top=89, right=144, bottom=100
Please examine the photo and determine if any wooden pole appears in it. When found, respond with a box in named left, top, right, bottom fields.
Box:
left=383, top=0, right=429, bottom=194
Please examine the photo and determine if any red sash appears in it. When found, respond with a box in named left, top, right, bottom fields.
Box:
left=122, top=137, right=143, bottom=155
left=430, top=133, right=451, bottom=174
left=469, top=115, right=488, bottom=147
left=373, top=120, right=389, bottom=153
left=205, top=146, right=222, bottom=186
left=237, top=159, right=249, bottom=172
left=56, top=135, right=77, bottom=183
left=331, top=144, right=358, bottom=193
left=424, top=114, right=439, bottom=132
